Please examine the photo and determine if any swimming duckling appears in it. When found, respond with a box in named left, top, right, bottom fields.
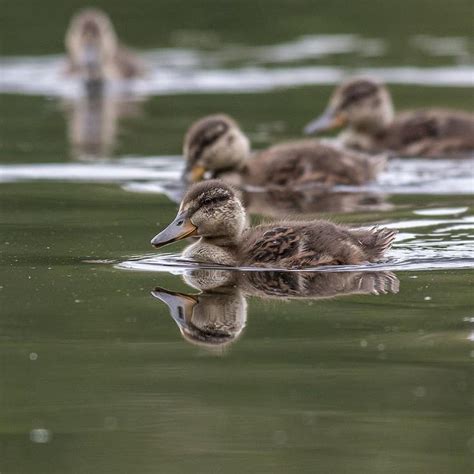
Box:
left=304, top=77, right=474, bottom=157
left=65, top=8, right=146, bottom=90
left=150, top=180, right=397, bottom=268
left=183, top=114, right=386, bottom=187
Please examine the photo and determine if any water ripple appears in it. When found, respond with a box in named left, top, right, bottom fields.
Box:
left=1, top=156, right=472, bottom=196
left=1, top=44, right=473, bottom=97
left=115, top=213, right=474, bottom=274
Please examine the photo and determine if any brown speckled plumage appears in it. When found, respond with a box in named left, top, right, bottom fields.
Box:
left=241, top=221, right=396, bottom=268
left=247, top=140, right=385, bottom=187
left=376, top=109, right=474, bottom=157
left=151, top=181, right=397, bottom=268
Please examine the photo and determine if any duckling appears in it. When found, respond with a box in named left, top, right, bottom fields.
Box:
left=65, top=8, right=146, bottom=90
left=150, top=180, right=397, bottom=268
left=304, top=77, right=474, bottom=157
left=183, top=114, right=386, bottom=187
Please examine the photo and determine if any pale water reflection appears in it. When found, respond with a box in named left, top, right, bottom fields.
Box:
left=61, top=95, right=146, bottom=159
left=153, top=269, right=400, bottom=349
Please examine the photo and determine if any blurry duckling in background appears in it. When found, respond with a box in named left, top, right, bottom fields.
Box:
left=65, top=8, right=146, bottom=92
left=304, top=77, right=474, bottom=157
left=150, top=180, right=397, bottom=268
left=152, top=268, right=399, bottom=350
left=183, top=114, right=386, bottom=187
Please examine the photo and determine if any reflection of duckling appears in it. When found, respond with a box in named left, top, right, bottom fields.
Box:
left=152, top=268, right=399, bottom=349
left=152, top=269, right=246, bottom=349
left=62, top=94, right=144, bottom=159
left=152, top=286, right=247, bottom=349
left=65, top=8, right=146, bottom=89
left=150, top=180, right=397, bottom=268
left=244, top=188, right=390, bottom=217
left=183, top=114, right=385, bottom=187
left=304, top=77, right=474, bottom=157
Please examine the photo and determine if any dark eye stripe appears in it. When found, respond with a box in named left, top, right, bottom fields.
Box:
left=188, top=120, right=229, bottom=166
left=200, top=193, right=229, bottom=207
left=340, top=82, right=378, bottom=109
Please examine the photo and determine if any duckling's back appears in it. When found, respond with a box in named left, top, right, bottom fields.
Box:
left=240, top=221, right=396, bottom=268
left=383, top=109, right=474, bottom=157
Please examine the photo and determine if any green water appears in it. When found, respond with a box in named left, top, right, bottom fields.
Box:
left=1, top=1, right=474, bottom=473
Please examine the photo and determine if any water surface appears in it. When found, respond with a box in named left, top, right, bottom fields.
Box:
left=1, top=1, right=473, bottom=473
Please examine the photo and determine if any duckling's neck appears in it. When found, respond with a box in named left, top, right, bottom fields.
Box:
left=341, top=112, right=395, bottom=151
left=338, top=128, right=380, bottom=152
left=183, top=238, right=240, bottom=266
left=351, top=117, right=391, bottom=135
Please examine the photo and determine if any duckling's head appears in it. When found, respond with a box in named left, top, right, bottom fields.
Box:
left=183, top=114, right=250, bottom=183
left=304, top=77, right=394, bottom=135
left=65, top=8, right=118, bottom=83
left=151, top=180, right=247, bottom=248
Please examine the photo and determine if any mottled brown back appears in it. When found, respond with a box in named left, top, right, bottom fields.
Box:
left=248, top=140, right=385, bottom=187
left=240, top=221, right=397, bottom=268
left=379, top=109, right=474, bottom=156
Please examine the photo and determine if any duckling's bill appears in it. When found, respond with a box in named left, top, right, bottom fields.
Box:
left=151, top=210, right=197, bottom=248
left=190, top=165, right=207, bottom=182
left=304, top=109, right=347, bottom=135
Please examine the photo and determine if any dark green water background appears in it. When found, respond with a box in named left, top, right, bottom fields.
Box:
left=1, top=1, right=473, bottom=473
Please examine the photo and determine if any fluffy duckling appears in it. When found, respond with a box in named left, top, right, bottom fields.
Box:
left=65, top=8, right=146, bottom=89
left=150, top=180, right=397, bottom=268
left=183, top=114, right=386, bottom=187
left=304, top=77, right=474, bottom=157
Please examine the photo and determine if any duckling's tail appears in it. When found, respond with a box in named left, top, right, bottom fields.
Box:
left=357, top=226, right=398, bottom=261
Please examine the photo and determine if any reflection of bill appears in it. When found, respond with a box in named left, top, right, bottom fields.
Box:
left=61, top=95, right=144, bottom=160
left=152, top=269, right=399, bottom=351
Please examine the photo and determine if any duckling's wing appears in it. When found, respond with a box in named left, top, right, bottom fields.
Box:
left=241, top=221, right=375, bottom=267
left=387, top=110, right=474, bottom=156
left=252, top=141, right=383, bottom=187
left=242, top=225, right=302, bottom=265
